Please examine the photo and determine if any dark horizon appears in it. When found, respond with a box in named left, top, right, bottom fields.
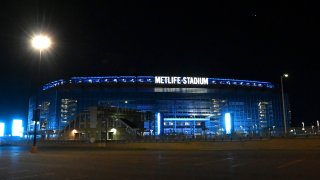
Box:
left=0, top=1, right=319, bottom=128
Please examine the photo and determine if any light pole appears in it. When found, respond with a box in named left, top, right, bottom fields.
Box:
left=281, top=73, right=289, bottom=135
left=30, top=34, right=52, bottom=153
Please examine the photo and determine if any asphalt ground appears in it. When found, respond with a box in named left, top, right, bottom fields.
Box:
left=1, top=139, right=320, bottom=180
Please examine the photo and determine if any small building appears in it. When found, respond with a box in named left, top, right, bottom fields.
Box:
left=61, top=106, right=144, bottom=141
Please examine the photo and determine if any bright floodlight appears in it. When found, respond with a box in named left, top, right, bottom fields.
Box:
left=225, top=113, right=231, bottom=134
left=0, top=122, right=4, bottom=137
left=12, top=119, right=23, bottom=137
left=157, top=112, right=161, bottom=135
left=283, top=74, right=289, bottom=78
left=31, top=35, right=51, bottom=50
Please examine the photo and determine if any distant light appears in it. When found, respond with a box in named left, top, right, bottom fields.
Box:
left=31, top=34, right=51, bottom=50
left=110, top=128, right=117, bottom=135
left=125, top=101, right=128, bottom=104
left=0, top=122, right=5, bottom=137
left=283, top=74, right=289, bottom=78
left=225, top=113, right=231, bottom=134
left=12, top=119, right=23, bottom=137
left=72, top=129, right=78, bottom=135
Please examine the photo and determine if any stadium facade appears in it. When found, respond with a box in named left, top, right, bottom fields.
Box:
left=27, top=76, right=290, bottom=140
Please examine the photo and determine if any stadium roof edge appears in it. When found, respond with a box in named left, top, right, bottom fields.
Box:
left=42, top=76, right=274, bottom=91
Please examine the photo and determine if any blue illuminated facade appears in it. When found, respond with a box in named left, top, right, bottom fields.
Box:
left=28, top=76, right=289, bottom=137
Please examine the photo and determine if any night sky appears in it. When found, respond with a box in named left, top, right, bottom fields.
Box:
left=0, top=1, right=318, bottom=127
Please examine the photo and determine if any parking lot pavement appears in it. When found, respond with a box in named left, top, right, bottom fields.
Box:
left=1, top=145, right=320, bottom=180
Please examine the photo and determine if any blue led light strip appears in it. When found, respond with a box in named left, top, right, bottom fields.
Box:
left=43, top=76, right=274, bottom=90
left=164, top=118, right=209, bottom=121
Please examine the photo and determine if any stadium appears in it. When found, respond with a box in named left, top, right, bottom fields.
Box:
left=27, top=76, right=289, bottom=140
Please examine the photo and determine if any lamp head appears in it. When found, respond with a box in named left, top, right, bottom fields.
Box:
left=31, top=34, right=51, bottom=51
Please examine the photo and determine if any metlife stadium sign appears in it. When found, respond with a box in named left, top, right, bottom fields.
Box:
left=155, top=76, right=209, bottom=85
